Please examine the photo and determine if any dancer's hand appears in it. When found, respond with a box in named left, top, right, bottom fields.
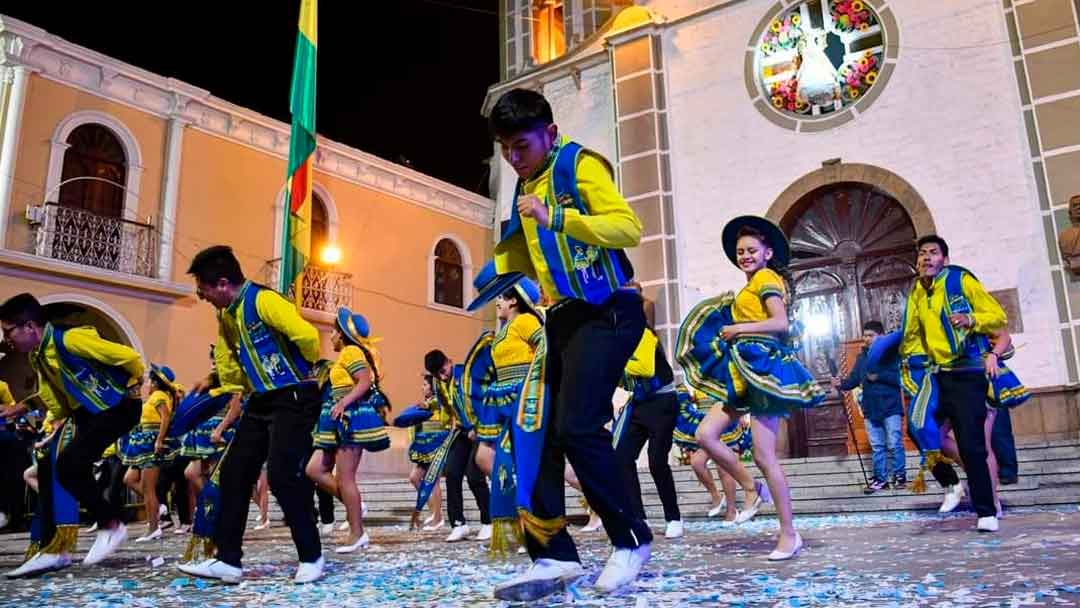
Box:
left=984, top=353, right=1000, bottom=379
left=0, top=402, right=27, bottom=421
left=154, top=439, right=166, bottom=454
left=330, top=399, right=347, bottom=420
left=210, top=426, right=225, bottom=446
left=948, top=313, right=972, bottom=329
left=517, top=194, right=550, bottom=228
left=720, top=325, right=741, bottom=341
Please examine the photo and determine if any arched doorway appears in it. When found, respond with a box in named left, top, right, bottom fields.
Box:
left=780, top=182, right=918, bottom=456
left=0, top=299, right=141, bottom=403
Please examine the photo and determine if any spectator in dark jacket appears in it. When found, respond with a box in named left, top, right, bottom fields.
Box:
left=832, top=321, right=905, bottom=492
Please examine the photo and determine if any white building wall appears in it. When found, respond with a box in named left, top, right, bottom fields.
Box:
left=658, top=0, right=1062, bottom=386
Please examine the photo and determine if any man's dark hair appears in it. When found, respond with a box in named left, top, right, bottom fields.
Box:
left=187, top=245, right=245, bottom=285
left=916, top=234, right=949, bottom=258
left=489, top=88, right=554, bottom=139
left=862, top=320, right=885, bottom=335
left=0, top=293, right=46, bottom=326
left=424, top=349, right=449, bottom=376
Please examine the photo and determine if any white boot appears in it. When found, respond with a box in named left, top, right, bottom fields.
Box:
left=294, top=556, right=325, bottom=584
left=977, top=516, right=999, bottom=532
left=581, top=512, right=603, bottom=532
left=446, top=524, right=470, bottom=542
left=475, top=524, right=493, bottom=541
left=664, top=520, right=685, bottom=539
left=83, top=522, right=127, bottom=565
left=178, top=558, right=242, bottom=584
left=595, top=544, right=651, bottom=594
left=6, top=552, right=72, bottom=578
left=939, top=484, right=965, bottom=513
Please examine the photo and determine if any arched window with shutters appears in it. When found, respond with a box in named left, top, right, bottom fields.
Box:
left=433, top=238, right=464, bottom=309
left=58, top=124, right=127, bottom=218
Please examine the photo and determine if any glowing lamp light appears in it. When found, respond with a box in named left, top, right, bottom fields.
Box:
left=319, top=244, right=342, bottom=266
left=805, top=313, right=832, bottom=337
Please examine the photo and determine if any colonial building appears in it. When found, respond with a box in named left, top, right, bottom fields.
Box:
left=488, top=0, right=1080, bottom=455
left=0, top=15, right=495, bottom=474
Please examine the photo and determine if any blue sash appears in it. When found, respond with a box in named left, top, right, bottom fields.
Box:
left=230, top=282, right=312, bottom=393
left=45, top=325, right=132, bottom=415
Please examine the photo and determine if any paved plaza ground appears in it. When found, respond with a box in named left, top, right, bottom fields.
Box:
left=2, top=507, right=1080, bottom=607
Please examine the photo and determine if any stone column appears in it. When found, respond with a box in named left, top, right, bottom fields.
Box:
left=0, top=64, right=30, bottom=248
left=157, top=115, right=186, bottom=280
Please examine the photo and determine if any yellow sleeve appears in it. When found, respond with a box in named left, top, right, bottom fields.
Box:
left=625, top=329, right=658, bottom=378
left=213, top=335, right=246, bottom=393
left=752, top=269, right=785, bottom=302
left=147, top=391, right=171, bottom=415
left=338, top=345, right=370, bottom=377
left=0, top=381, right=13, bottom=406
left=63, top=326, right=145, bottom=384
left=254, top=289, right=321, bottom=364
left=961, top=274, right=1007, bottom=334
left=511, top=314, right=543, bottom=349
left=548, top=154, right=642, bottom=249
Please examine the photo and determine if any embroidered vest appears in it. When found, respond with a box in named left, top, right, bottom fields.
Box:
left=940, top=265, right=994, bottom=367
left=504, top=141, right=634, bottom=305
left=44, top=325, right=132, bottom=415
left=227, top=282, right=312, bottom=393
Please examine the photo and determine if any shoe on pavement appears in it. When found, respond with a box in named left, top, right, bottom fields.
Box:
left=939, top=484, right=965, bottom=513
left=294, top=556, right=325, bottom=584
left=178, top=558, right=242, bottom=584
left=6, top=552, right=72, bottom=578
left=83, top=522, right=127, bottom=566
left=253, top=517, right=271, bottom=531
left=594, top=544, right=651, bottom=594
left=475, top=524, right=493, bottom=541
left=173, top=524, right=190, bottom=535
left=707, top=499, right=727, bottom=518
left=863, top=478, right=889, bottom=494
left=977, top=516, right=999, bottom=532
left=767, top=533, right=804, bottom=561
left=664, top=520, right=685, bottom=539
left=446, top=524, right=470, bottom=543
left=581, top=513, right=603, bottom=533
left=423, top=519, right=446, bottom=532
left=320, top=522, right=335, bottom=535
left=135, top=527, right=163, bottom=543
left=493, top=559, right=585, bottom=602
left=335, top=531, right=370, bottom=554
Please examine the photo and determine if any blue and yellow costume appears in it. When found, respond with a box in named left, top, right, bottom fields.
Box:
left=876, top=264, right=1027, bottom=493
left=672, top=388, right=753, bottom=455
left=409, top=395, right=451, bottom=465
left=676, top=270, right=824, bottom=416
left=122, top=365, right=181, bottom=469
left=17, top=409, right=80, bottom=568
left=312, top=308, right=390, bottom=451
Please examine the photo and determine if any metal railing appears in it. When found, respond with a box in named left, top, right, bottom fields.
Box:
left=261, top=258, right=354, bottom=313
left=31, top=203, right=158, bottom=277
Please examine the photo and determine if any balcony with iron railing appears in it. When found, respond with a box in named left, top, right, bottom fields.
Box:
left=260, top=258, right=354, bottom=313
left=28, top=202, right=158, bottom=278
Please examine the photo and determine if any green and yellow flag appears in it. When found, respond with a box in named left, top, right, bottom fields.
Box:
left=279, top=0, right=318, bottom=299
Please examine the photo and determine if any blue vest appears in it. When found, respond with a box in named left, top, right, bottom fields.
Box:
left=228, top=282, right=312, bottom=393
left=504, top=141, right=633, bottom=305
left=45, top=325, right=132, bottom=415
left=940, top=265, right=996, bottom=367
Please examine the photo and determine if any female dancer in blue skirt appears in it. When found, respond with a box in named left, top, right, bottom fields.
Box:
left=676, top=216, right=824, bottom=560
left=306, top=307, right=391, bottom=553
left=122, top=364, right=182, bottom=542
left=408, top=372, right=450, bottom=531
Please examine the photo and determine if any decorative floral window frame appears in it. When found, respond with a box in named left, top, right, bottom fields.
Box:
left=744, top=0, right=900, bottom=132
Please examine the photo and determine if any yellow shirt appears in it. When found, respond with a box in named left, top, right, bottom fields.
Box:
left=213, top=337, right=247, bottom=393
left=492, top=313, right=542, bottom=371
left=0, top=380, right=13, bottom=406
left=625, top=329, right=659, bottom=378
left=900, top=270, right=1007, bottom=366
left=494, top=137, right=642, bottom=302
left=329, top=344, right=374, bottom=393
left=141, top=390, right=173, bottom=425
left=217, top=285, right=321, bottom=392
left=733, top=268, right=786, bottom=323
left=34, top=325, right=145, bottom=418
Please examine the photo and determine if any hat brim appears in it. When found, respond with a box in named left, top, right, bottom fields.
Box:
left=512, top=281, right=542, bottom=319
left=467, top=271, right=526, bottom=312
left=150, top=364, right=174, bottom=387
left=336, top=307, right=370, bottom=346
left=721, top=216, right=790, bottom=268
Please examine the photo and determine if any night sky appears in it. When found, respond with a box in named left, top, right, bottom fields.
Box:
left=4, top=1, right=500, bottom=193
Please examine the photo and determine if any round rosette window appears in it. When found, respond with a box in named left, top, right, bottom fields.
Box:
left=754, top=0, right=889, bottom=121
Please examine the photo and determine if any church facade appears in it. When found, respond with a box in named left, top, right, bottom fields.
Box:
left=488, top=0, right=1080, bottom=454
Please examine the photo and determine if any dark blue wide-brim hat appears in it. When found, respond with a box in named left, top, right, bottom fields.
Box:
left=336, top=307, right=371, bottom=346
left=392, top=405, right=434, bottom=428
left=721, top=215, right=791, bottom=268
left=467, top=259, right=526, bottom=312
left=150, top=363, right=176, bottom=387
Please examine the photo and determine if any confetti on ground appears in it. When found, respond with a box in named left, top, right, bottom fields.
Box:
left=3, top=507, right=1080, bottom=607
